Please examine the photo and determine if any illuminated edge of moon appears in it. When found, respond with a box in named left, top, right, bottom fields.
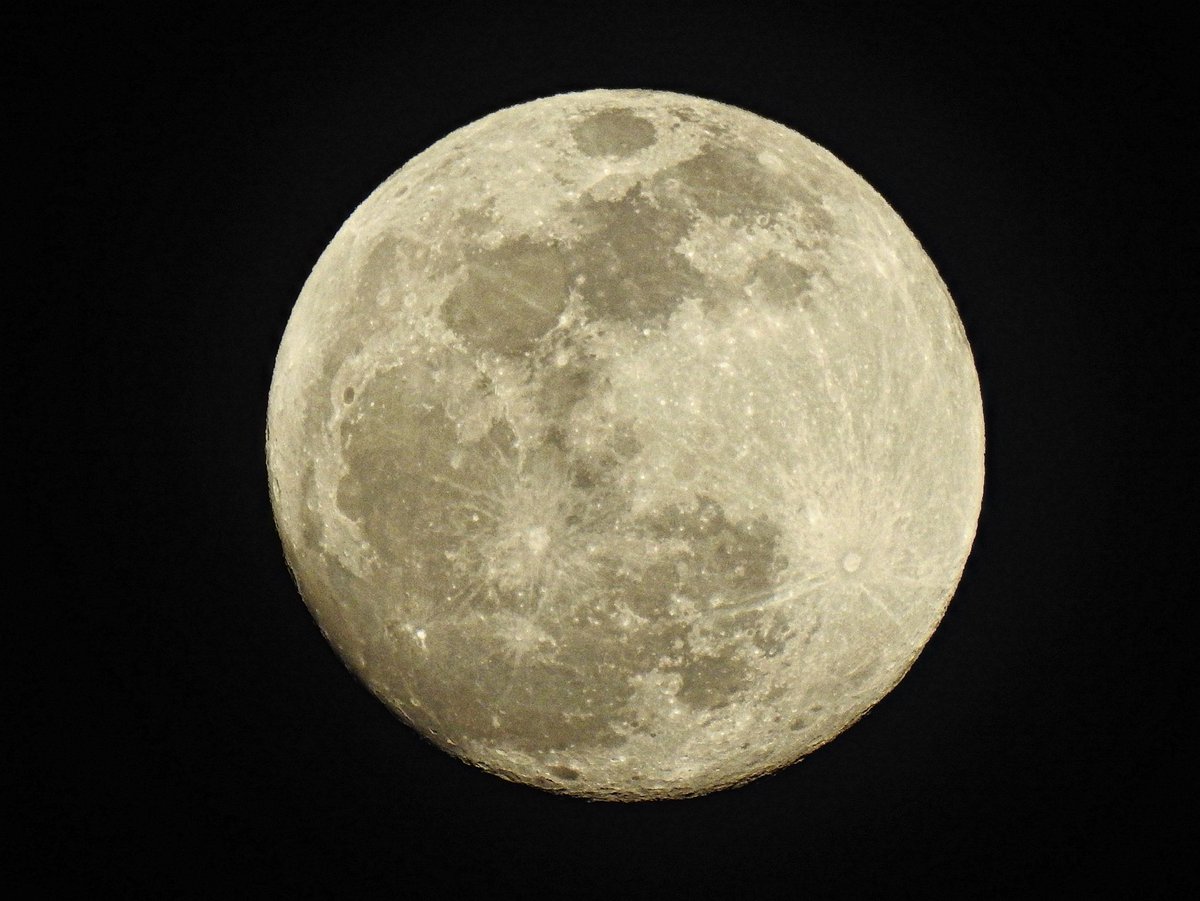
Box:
left=266, top=88, right=986, bottom=800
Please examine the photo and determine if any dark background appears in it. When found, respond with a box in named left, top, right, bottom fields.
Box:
left=18, top=5, right=1188, bottom=896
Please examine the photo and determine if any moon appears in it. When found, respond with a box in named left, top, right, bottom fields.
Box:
left=266, top=89, right=984, bottom=800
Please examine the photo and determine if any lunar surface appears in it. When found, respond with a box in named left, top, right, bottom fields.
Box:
left=266, top=89, right=984, bottom=800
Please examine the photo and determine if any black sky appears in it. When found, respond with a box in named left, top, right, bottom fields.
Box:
left=17, top=6, right=1189, bottom=896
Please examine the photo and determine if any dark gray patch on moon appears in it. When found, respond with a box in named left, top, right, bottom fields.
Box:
left=639, top=496, right=789, bottom=607
left=665, top=145, right=788, bottom=222
left=674, top=652, right=754, bottom=710
left=357, top=238, right=400, bottom=305
left=571, top=108, right=657, bottom=158
left=747, top=253, right=814, bottom=311
left=441, top=237, right=568, bottom=356
left=564, top=187, right=703, bottom=326
left=630, top=498, right=792, bottom=711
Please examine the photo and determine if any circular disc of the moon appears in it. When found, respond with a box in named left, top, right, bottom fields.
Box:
left=266, top=89, right=984, bottom=800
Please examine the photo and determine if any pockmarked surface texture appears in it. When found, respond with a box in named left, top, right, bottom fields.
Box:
left=266, top=89, right=985, bottom=800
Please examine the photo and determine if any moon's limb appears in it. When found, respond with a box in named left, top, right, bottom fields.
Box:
left=266, top=89, right=984, bottom=799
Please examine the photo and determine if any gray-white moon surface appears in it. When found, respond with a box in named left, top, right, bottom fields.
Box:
left=266, top=89, right=984, bottom=800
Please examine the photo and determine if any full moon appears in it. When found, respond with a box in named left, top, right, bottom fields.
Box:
left=266, top=89, right=984, bottom=800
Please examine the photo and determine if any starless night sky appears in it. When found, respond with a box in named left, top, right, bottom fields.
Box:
left=18, top=6, right=1188, bottom=896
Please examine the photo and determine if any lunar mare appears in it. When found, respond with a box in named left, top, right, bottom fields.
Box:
left=266, top=89, right=984, bottom=800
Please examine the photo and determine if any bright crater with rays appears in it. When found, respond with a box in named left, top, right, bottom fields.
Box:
left=266, top=89, right=984, bottom=800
